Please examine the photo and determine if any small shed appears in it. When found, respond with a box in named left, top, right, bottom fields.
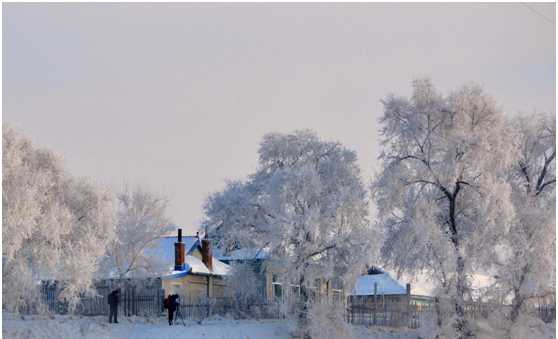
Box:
left=352, top=267, right=409, bottom=296
left=349, top=267, right=432, bottom=307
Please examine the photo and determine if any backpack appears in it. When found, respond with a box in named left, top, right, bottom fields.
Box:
left=163, top=297, right=169, bottom=309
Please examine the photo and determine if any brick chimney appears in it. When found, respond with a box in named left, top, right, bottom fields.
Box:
left=406, top=283, right=411, bottom=296
left=201, top=233, right=213, bottom=272
left=174, top=228, right=185, bottom=271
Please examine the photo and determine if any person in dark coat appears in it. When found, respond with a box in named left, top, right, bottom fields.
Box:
left=108, top=288, right=120, bottom=323
left=166, top=294, right=179, bottom=325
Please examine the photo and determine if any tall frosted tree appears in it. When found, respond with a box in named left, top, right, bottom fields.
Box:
left=99, top=185, right=173, bottom=278
left=203, top=130, right=372, bottom=337
left=2, top=125, right=116, bottom=312
left=373, top=79, right=516, bottom=338
left=496, top=113, right=555, bottom=323
left=202, top=179, right=264, bottom=252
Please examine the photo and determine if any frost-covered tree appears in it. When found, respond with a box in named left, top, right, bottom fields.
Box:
left=2, top=125, right=116, bottom=312
left=202, top=180, right=265, bottom=252
left=373, top=79, right=516, bottom=338
left=99, top=185, right=173, bottom=278
left=204, top=130, right=373, bottom=336
left=495, top=112, right=556, bottom=323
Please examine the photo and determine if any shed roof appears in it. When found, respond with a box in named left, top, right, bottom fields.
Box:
left=352, top=272, right=407, bottom=296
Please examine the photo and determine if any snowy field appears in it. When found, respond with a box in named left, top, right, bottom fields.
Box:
left=2, top=313, right=419, bottom=339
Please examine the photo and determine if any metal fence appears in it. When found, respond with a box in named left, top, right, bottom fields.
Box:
left=41, top=286, right=283, bottom=320
left=535, top=303, right=556, bottom=323
left=347, top=300, right=432, bottom=328
left=40, top=283, right=165, bottom=317
left=347, top=298, right=556, bottom=329
left=39, top=285, right=556, bottom=328
left=175, top=298, right=284, bottom=322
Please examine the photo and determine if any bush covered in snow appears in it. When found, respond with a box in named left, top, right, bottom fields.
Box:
left=224, top=261, right=267, bottom=318
left=306, top=300, right=354, bottom=339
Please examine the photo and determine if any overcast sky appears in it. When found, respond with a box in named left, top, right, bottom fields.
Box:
left=3, top=3, right=555, bottom=234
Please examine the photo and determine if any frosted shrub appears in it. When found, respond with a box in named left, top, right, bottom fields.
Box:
left=224, top=262, right=263, bottom=318
left=307, top=301, right=353, bottom=339
left=509, top=313, right=555, bottom=339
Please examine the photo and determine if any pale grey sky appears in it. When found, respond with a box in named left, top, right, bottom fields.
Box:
left=3, top=3, right=555, bottom=234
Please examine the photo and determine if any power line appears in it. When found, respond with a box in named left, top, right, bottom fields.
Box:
left=521, top=2, right=555, bottom=25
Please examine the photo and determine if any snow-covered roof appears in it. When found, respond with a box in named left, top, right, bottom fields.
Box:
left=185, top=255, right=231, bottom=276
left=162, top=269, right=190, bottom=279
left=162, top=255, right=231, bottom=279
left=146, top=235, right=230, bottom=278
left=218, top=247, right=271, bottom=261
left=145, top=235, right=200, bottom=266
left=352, top=272, right=407, bottom=296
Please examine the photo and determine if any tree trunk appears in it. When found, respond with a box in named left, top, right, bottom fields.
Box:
left=510, top=264, right=529, bottom=323
left=447, top=187, right=474, bottom=339
left=435, top=296, right=443, bottom=327
left=510, top=289, right=524, bottom=323
left=453, top=252, right=474, bottom=339
left=297, top=275, right=311, bottom=339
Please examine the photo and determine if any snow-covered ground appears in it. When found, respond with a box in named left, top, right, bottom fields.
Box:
left=2, top=313, right=419, bottom=339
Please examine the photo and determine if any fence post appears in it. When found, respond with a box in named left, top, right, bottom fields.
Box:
left=126, top=288, right=130, bottom=317
left=156, top=289, right=160, bottom=316
left=383, top=297, right=388, bottom=326
left=373, top=283, right=377, bottom=326
left=133, top=287, right=136, bottom=316
left=347, top=297, right=354, bottom=324
left=410, top=283, right=413, bottom=326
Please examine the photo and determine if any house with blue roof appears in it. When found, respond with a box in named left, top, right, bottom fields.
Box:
left=149, top=229, right=231, bottom=302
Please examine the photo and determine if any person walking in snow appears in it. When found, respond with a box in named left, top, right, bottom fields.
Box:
left=108, top=288, right=120, bottom=324
left=165, top=294, right=179, bottom=325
